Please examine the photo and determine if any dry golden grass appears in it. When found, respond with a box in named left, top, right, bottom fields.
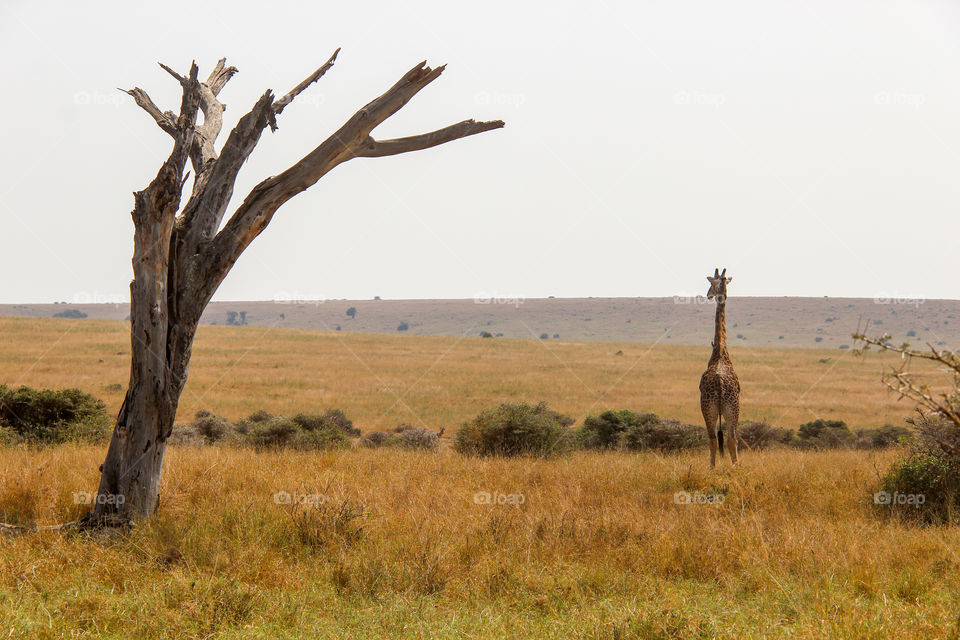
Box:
left=1, top=445, right=958, bottom=638
left=0, top=317, right=945, bottom=431
left=1, top=316, right=957, bottom=638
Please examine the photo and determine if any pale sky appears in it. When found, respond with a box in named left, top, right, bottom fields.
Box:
left=1, top=0, right=958, bottom=304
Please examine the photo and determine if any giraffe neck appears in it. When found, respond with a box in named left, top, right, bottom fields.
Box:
left=711, top=297, right=728, bottom=362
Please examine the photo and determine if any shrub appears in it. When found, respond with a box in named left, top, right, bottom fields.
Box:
left=619, top=417, right=706, bottom=452
left=878, top=452, right=960, bottom=524
left=247, top=409, right=274, bottom=423
left=397, top=427, right=440, bottom=450
left=190, top=410, right=232, bottom=444
left=538, top=406, right=575, bottom=428
left=52, top=309, right=88, bottom=319
left=578, top=410, right=659, bottom=450
left=454, top=402, right=574, bottom=457
left=480, top=331, right=493, bottom=338
left=737, top=421, right=794, bottom=450
left=871, top=416, right=960, bottom=523
left=397, top=321, right=409, bottom=332
left=225, top=408, right=356, bottom=450
left=319, top=409, right=360, bottom=437
left=362, top=424, right=442, bottom=450
left=0, top=384, right=110, bottom=444
left=796, top=418, right=854, bottom=449
left=242, top=415, right=348, bottom=451
left=0, top=424, right=22, bottom=446
left=855, top=425, right=914, bottom=449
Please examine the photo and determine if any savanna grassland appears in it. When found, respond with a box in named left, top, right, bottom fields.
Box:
left=0, top=316, right=945, bottom=431
left=1, top=316, right=959, bottom=639
left=3, top=447, right=960, bottom=639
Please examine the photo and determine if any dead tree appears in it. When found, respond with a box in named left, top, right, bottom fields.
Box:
left=90, top=50, right=502, bottom=524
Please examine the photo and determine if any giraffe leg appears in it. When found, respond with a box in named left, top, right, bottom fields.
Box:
left=701, top=396, right=720, bottom=468
left=723, top=402, right=739, bottom=465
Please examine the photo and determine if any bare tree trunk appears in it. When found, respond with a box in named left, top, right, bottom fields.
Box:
left=87, top=51, right=502, bottom=523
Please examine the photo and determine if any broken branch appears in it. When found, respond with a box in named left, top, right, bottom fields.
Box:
left=355, top=118, right=505, bottom=157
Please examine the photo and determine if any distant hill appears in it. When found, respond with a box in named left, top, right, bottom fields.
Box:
left=3, top=296, right=957, bottom=350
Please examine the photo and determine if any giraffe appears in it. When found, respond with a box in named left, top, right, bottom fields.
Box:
left=699, top=268, right=741, bottom=467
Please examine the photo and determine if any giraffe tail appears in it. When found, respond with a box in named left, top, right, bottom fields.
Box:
left=717, top=386, right=724, bottom=454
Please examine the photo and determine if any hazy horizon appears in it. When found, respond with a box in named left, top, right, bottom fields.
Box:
left=9, top=294, right=950, bottom=305
left=2, top=0, right=958, bottom=304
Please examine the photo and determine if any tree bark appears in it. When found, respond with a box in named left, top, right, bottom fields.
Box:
left=89, top=51, right=502, bottom=523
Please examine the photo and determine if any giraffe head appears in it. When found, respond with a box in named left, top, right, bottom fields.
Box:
left=706, top=267, right=732, bottom=301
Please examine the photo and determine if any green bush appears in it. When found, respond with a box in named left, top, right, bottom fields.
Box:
left=242, top=415, right=349, bottom=451
left=855, top=425, right=914, bottom=449
left=873, top=416, right=960, bottom=524
left=188, top=407, right=355, bottom=450
left=0, top=384, right=110, bottom=444
left=878, top=452, right=960, bottom=524
left=318, top=409, right=361, bottom=437
left=0, top=424, right=22, bottom=446
left=283, top=409, right=360, bottom=437
left=796, top=418, right=854, bottom=449
left=454, top=402, right=574, bottom=457
left=52, top=309, right=88, bottom=319
left=578, top=410, right=659, bottom=449
left=619, top=417, right=706, bottom=452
